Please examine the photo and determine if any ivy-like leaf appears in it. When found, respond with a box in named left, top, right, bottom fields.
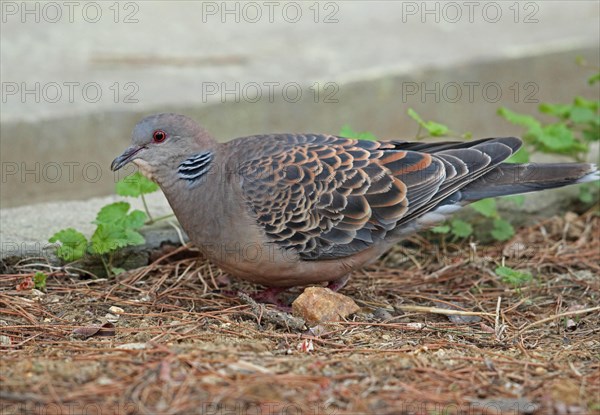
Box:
left=339, top=125, right=378, bottom=141
left=573, top=96, right=599, bottom=111
left=90, top=224, right=145, bottom=255
left=122, top=210, right=147, bottom=230
left=504, top=195, right=525, bottom=206
left=588, top=72, right=600, bottom=85
left=34, top=272, right=47, bottom=290
left=579, top=184, right=595, bottom=204
left=495, top=266, right=532, bottom=287
left=116, top=172, right=159, bottom=197
left=582, top=128, right=599, bottom=142
left=48, top=228, right=88, bottom=262
left=450, top=219, right=472, bottom=238
left=538, top=103, right=571, bottom=119
left=425, top=121, right=449, bottom=137
left=94, top=202, right=147, bottom=230
left=570, top=106, right=598, bottom=125
left=491, top=218, right=515, bottom=241
left=407, top=109, right=449, bottom=137
left=431, top=225, right=450, bottom=234
left=470, top=199, right=497, bottom=218
left=538, top=123, right=575, bottom=151
left=407, top=108, right=426, bottom=125
left=497, top=107, right=541, bottom=130
left=95, top=202, right=130, bottom=225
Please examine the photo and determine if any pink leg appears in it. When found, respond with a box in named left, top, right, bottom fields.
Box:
left=327, top=274, right=351, bottom=292
left=251, top=287, right=290, bottom=309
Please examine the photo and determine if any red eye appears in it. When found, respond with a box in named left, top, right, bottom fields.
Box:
left=153, top=130, right=167, bottom=143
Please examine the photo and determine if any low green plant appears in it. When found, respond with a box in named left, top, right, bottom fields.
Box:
left=495, top=266, right=533, bottom=289
left=115, top=171, right=162, bottom=223
left=498, top=68, right=600, bottom=202
left=339, top=125, right=378, bottom=141
left=33, top=271, right=47, bottom=291
left=49, top=173, right=160, bottom=276
left=407, top=108, right=451, bottom=138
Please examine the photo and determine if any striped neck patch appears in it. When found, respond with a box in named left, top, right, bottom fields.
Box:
left=178, top=152, right=213, bottom=182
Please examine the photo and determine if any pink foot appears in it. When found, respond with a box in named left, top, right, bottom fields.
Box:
left=326, top=274, right=351, bottom=292
left=250, top=287, right=291, bottom=310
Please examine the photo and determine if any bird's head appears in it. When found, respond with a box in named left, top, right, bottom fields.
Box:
left=111, top=113, right=216, bottom=183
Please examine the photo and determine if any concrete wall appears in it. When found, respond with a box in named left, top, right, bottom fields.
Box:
left=2, top=1, right=599, bottom=208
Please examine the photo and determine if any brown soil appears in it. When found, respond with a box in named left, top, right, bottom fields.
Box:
left=1, top=211, right=599, bottom=415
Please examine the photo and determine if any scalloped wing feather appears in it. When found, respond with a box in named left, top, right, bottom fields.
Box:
left=234, top=135, right=520, bottom=260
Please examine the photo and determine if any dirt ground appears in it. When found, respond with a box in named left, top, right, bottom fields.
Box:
left=1, top=210, right=599, bottom=415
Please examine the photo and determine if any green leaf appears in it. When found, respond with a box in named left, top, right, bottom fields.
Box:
left=588, top=72, right=600, bottom=85
left=491, top=218, right=515, bottom=241
left=570, top=106, right=598, bottom=125
left=90, top=223, right=145, bottom=255
left=48, top=228, right=88, bottom=262
left=495, top=266, right=532, bottom=287
left=116, top=172, right=159, bottom=197
left=431, top=225, right=450, bottom=234
left=111, top=267, right=126, bottom=275
left=574, top=96, right=599, bottom=111
left=33, top=272, right=47, bottom=290
left=450, top=219, right=472, bottom=238
left=470, top=199, right=497, bottom=218
left=90, top=224, right=124, bottom=255
left=122, top=210, right=147, bottom=230
left=497, top=108, right=545, bottom=146
left=579, top=184, right=595, bottom=204
left=95, top=202, right=130, bottom=225
left=425, top=121, right=449, bottom=137
left=339, top=125, right=378, bottom=141
left=94, top=202, right=146, bottom=230
left=538, top=123, right=575, bottom=151
left=538, top=103, right=572, bottom=119
left=582, top=128, right=600, bottom=142
left=506, top=146, right=530, bottom=164
left=407, top=108, right=425, bottom=125
left=504, top=195, right=525, bottom=206
left=124, top=228, right=145, bottom=246
left=407, top=109, right=449, bottom=137
left=497, top=107, right=541, bottom=130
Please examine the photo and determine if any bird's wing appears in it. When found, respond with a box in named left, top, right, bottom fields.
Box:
left=234, top=134, right=520, bottom=260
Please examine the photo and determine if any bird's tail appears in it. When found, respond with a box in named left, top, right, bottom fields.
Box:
left=459, top=162, right=599, bottom=201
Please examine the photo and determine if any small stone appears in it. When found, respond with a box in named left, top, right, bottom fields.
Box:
left=565, top=318, right=578, bottom=331
left=96, top=376, right=113, bottom=385
left=31, top=289, right=45, bottom=297
left=434, top=301, right=481, bottom=324
left=109, top=306, right=124, bottom=314
left=116, top=342, right=148, bottom=350
left=0, top=335, right=11, bottom=346
left=105, top=313, right=120, bottom=323
left=372, top=307, right=394, bottom=321
left=292, top=287, right=360, bottom=325
left=564, top=211, right=578, bottom=223
left=502, top=240, right=528, bottom=259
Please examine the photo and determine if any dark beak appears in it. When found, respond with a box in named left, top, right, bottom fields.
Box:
left=111, top=145, right=144, bottom=171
